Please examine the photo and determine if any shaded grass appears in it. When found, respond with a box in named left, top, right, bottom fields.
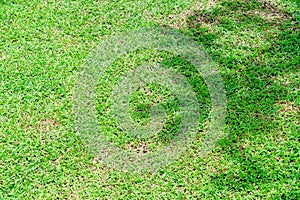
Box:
left=95, top=50, right=211, bottom=152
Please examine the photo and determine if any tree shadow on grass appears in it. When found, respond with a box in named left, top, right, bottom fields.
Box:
left=184, top=0, right=299, bottom=197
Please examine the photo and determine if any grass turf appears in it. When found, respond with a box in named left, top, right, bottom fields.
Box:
left=0, top=0, right=299, bottom=199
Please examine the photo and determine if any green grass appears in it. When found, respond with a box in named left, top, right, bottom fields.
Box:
left=0, top=0, right=299, bottom=199
left=95, top=49, right=211, bottom=152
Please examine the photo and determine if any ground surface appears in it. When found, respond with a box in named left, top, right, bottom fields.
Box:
left=0, top=0, right=299, bottom=199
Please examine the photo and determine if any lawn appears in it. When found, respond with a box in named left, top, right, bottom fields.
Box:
left=0, top=0, right=299, bottom=199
